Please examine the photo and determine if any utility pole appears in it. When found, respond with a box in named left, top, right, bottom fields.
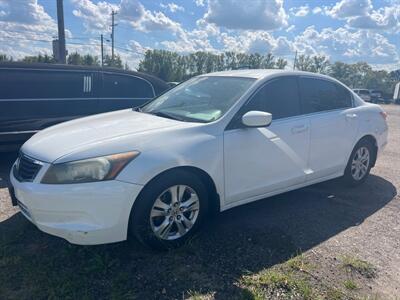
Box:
left=100, top=34, right=104, bottom=67
left=110, top=10, right=118, bottom=63
left=293, top=50, right=297, bottom=70
left=56, top=0, right=66, bottom=64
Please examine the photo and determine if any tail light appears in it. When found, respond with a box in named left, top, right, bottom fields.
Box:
left=380, top=111, right=387, bottom=120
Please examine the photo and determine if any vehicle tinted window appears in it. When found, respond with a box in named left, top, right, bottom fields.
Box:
left=299, top=77, right=352, bottom=113
left=0, top=69, right=93, bottom=99
left=244, top=77, right=301, bottom=119
left=102, top=73, right=154, bottom=98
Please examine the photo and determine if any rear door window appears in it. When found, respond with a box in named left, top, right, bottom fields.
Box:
left=102, top=73, right=154, bottom=99
left=299, top=77, right=352, bottom=114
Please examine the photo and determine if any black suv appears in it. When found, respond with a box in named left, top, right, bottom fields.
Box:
left=0, top=63, right=169, bottom=151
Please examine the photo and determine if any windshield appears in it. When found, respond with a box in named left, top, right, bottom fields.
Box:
left=141, top=76, right=255, bottom=123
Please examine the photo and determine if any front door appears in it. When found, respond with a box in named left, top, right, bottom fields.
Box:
left=223, top=76, right=310, bottom=205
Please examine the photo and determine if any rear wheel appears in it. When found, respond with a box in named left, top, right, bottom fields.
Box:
left=343, top=139, right=374, bottom=186
left=129, top=170, right=208, bottom=249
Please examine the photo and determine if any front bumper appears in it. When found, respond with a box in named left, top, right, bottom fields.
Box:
left=10, top=165, right=143, bottom=245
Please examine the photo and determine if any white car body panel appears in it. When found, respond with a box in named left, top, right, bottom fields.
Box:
left=10, top=69, right=388, bottom=245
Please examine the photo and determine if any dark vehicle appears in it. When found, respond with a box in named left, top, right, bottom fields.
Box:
left=369, top=89, right=387, bottom=104
left=0, top=62, right=169, bottom=151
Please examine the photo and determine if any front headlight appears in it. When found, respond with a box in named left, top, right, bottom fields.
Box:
left=41, top=151, right=140, bottom=184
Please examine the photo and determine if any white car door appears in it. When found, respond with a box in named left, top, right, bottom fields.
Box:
left=298, top=77, right=358, bottom=181
left=224, top=76, right=310, bottom=206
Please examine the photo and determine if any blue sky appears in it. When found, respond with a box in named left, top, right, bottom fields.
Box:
left=0, top=0, right=399, bottom=70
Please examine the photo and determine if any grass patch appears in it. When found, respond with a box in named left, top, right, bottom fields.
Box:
left=343, top=279, right=357, bottom=290
left=241, top=269, right=314, bottom=299
left=341, top=256, right=377, bottom=278
left=186, top=290, right=215, bottom=300
left=286, top=254, right=313, bottom=273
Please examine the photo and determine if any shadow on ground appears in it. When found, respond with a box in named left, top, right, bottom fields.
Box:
left=0, top=151, right=397, bottom=299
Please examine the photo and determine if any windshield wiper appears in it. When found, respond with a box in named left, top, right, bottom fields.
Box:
left=147, top=111, right=184, bottom=121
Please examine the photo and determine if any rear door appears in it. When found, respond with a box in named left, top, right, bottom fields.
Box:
left=299, top=77, right=358, bottom=181
left=99, top=72, right=155, bottom=112
left=0, top=68, right=98, bottom=135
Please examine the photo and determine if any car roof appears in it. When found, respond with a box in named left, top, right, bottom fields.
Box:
left=0, top=62, right=168, bottom=91
left=201, top=69, right=333, bottom=80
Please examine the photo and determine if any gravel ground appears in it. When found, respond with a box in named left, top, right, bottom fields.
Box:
left=0, top=104, right=399, bottom=299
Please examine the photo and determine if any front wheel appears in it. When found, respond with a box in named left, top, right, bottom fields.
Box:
left=129, top=170, right=208, bottom=249
left=343, top=140, right=374, bottom=186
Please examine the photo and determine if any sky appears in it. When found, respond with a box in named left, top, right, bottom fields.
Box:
left=0, top=0, right=399, bottom=70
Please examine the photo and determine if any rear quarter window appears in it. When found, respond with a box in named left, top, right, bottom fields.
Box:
left=102, top=73, right=154, bottom=98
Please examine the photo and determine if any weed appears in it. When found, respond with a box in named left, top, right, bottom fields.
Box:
left=341, top=256, right=377, bottom=278
left=343, top=279, right=357, bottom=290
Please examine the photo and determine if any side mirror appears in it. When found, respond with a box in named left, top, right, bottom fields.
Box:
left=242, top=111, right=272, bottom=128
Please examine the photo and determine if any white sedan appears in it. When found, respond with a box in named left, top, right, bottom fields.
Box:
left=9, top=70, right=388, bottom=249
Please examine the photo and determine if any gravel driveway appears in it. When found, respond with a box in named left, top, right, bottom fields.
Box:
left=0, top=104, right=399, bottom=299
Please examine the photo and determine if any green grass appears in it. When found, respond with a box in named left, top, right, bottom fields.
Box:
left=286, top=254, right=313, bottom=273
left=343, top=279, right=358, bottom=290
left=241, top=269, right=314, bottom=299
left=341, top=256, right=377, bottom=278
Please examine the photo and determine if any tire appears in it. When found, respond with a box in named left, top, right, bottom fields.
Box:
left=343, top=139, right=374, bottom=186
left=128, top=169, right=209, bottom=250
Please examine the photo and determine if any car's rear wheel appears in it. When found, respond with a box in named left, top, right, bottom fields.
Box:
left=129, top=170, right=208, bottom=249
left=343, top=139, right=374, bottom=186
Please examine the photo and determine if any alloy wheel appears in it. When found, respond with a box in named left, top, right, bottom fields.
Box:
left=351, top=146, right=370, bottom=181
left=150, top=185, right=200, bottom=240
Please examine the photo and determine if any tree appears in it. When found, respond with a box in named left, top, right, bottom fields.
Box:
left=0, top=54, right=13, bottom=62
left=275, top=58, right=287, bottom=69
left=21, top=53, right=55, bottom=64
left=103, top=54, right=123, bottom=68
left=138, top=50, right=289, bottom=82
left=311, top=56, right=330, bottom=74
left=295, top=54, right=313, bottom=71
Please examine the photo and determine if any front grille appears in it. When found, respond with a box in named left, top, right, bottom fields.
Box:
left=14, top=153, right=43, bottom=182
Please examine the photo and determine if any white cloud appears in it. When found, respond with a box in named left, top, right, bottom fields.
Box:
left=327, top=0, right=372, bottom=19
left=286, top=25, right=295, bottom=32
left=312, top=6, right=322, bottom=14
left=0, top=0, right=59, bottom=58
left=161, top=2, right=184, bottom=13
left=72, top=0, right=117, bottom=33
left=195, top=0, right=205, bottom=7
left=326, top=0, right=400, bottom=32
left=293, top=26, right=399, bottom=65
left=347, top=5, right=400, bottom=31
left=72, top=0, right=183, bottom=34
left=290, top=5, right=310, bottom=17
left=217, top=31, right=294, bottom=56
left=203, top=0, right=288, bottom=30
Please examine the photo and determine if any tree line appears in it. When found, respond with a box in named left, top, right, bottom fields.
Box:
left=0, top=52, right=125, bottom=69
left=137, top=50, right=399, bottom=97
left=1, top=50, right=399, bottom=97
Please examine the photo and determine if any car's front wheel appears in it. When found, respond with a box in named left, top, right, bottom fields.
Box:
left=129, top=170, right=208, bottom=249
left=343, top=139, right=374, bottom=186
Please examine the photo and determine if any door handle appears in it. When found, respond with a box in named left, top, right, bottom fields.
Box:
left=345, top=113, right=357, bottom=120
left=291, top=125, right=308, bottom=134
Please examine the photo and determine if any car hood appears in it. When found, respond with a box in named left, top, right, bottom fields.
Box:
left=21, top=109, right=191, bottom=163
